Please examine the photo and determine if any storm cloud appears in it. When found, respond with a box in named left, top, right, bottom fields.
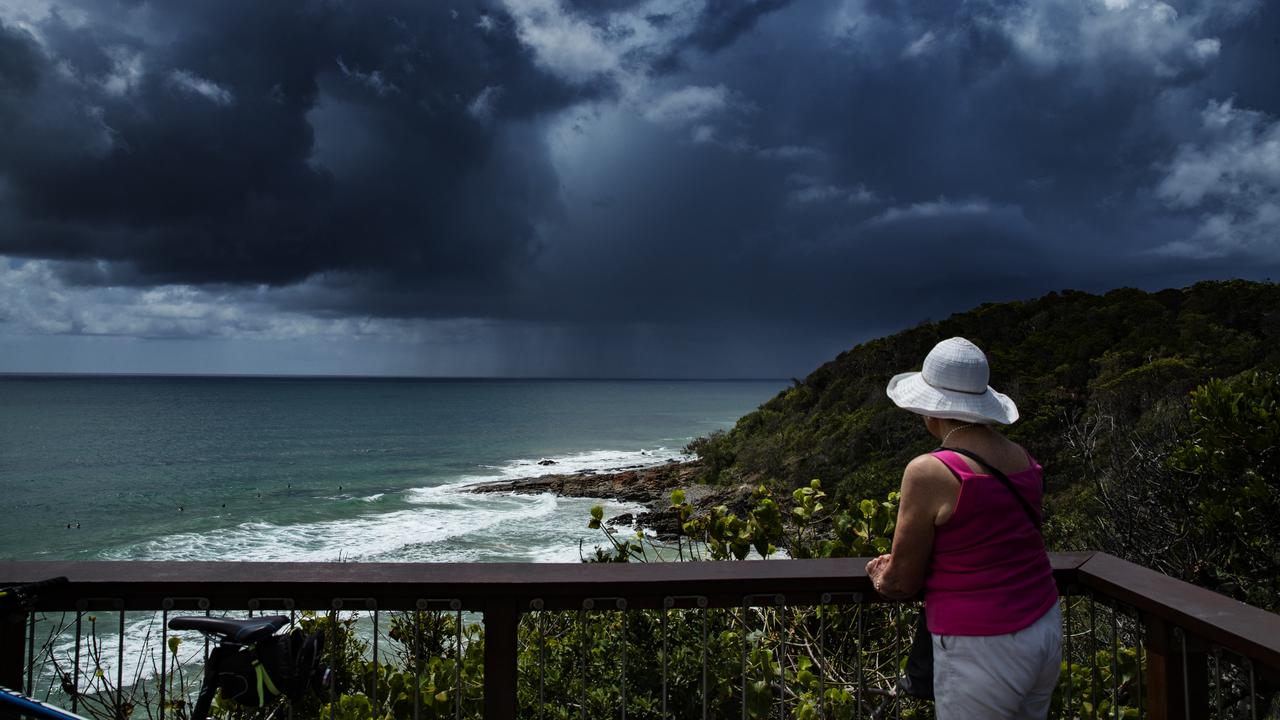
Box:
left=0, top=0, right=1277, bottom=376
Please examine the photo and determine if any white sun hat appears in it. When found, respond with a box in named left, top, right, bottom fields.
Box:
left=885, top=337, right=1019, bottom=424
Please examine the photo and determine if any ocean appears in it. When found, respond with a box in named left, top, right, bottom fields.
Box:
left=0, top=375, right=784, bottom=564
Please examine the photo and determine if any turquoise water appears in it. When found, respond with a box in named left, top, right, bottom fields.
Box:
left=0, top=376, right=783, bottom=563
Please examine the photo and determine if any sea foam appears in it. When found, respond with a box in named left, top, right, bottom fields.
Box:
left=100, top=446, right=676, bottom=564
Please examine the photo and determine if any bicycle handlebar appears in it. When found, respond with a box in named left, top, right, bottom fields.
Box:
left=0, top=576, right=69, bottom=611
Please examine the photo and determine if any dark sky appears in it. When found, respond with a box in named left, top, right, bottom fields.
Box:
left=1, top=0, right=1277, bottom=377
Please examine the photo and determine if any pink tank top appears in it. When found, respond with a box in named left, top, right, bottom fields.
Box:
left=923, top=449, right=1058, bottom=636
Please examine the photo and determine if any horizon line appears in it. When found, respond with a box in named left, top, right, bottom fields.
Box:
left=0, top=371, right=791, bottom=382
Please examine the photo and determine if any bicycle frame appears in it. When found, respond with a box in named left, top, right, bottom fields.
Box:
left=0, top=685, right=92, bottom=720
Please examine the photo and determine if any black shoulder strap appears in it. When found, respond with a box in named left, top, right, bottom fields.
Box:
left=935, top=446, right=1042, bottom=533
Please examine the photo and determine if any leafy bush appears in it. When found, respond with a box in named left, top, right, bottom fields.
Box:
left=1169, top=371, right=1280, bottom=610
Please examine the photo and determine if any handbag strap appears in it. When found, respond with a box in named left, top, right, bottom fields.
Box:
left=935, top=446, right=1042, bottom=533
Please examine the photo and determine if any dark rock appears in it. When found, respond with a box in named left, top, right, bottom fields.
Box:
left=466, top=460, right=758, bottom=540
left=467, top=460, right=705, bottom=505
left=538, top=459, right=556, bottom=465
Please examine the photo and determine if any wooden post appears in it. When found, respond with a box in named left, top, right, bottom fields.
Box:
left=0, top=609, right=26, bottom=690
left=483, top=598, right=519, bottom=719
left=1145, top=616, right=1208, bottom=720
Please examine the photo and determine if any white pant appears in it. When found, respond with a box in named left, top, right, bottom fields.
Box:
left=932, top=604, right=1062, bottom=720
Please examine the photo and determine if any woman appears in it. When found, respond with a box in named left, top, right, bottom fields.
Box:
left=865, top=337, right=1061, bottom=719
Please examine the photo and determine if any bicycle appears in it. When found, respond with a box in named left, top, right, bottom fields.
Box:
left=0, top=576, right=91, bottom=720
left=1, top=578, right=329, bottom=720
left=167, top=614, right=330, bottom=720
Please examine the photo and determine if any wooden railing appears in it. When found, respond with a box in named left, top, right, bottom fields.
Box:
left=1, top=552, right=1277, bottom=718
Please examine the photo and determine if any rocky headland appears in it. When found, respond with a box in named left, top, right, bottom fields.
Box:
left=465, top=460, right=754, bottom=539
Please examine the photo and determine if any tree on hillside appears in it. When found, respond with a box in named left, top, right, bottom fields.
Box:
left=1074, top=371, right=1280, bottom=611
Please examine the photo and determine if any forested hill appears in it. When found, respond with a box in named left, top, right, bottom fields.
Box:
left=690, top=280, right=1280, bottom=502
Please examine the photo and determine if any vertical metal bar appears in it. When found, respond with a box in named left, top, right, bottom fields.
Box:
left=580, top=606, right=588, bottom=720
left=1112, top=602, right=1120, bottom=719
left=1135, top=609, right=1143, bottom=720
left=661, top=599, right=670, bottom=720
left=288, top=606, right=296, bottom=720
left=25, top=609, right=35, bottom=696
left=247, top=609, right=263, bottom=717
left=371, top=607, right=379, bottom=712
left=413, top=606, right=421, bottom=720
left=894, top=604, right=902, bottom=720
left=454, top=603, right=462, bottom=720
left=1091, top=595, right=1099, bottom=717
left=620, top=602, right=627, bottom=720
left=116, top=604, right=125, bottom=715
left=777, top=596, right=786, bottom=720
left=72, top=609, right=82, bottom=713
left=160, top=607, right=168, bottom=720
left=330, top=606, right=339, bottom=720
left=1065, top=597, right=1073, bottom=716
left=856, top=602, right=863, bottom=720
left=818, top=594, right=828, bottom=720
left=1212, top=647, right=1221, bottom=719
left=701, top=601, right=708, bottom=720
left=740, top=603, right=748, bottom=720
left=536, top=601, right=546, bottom=720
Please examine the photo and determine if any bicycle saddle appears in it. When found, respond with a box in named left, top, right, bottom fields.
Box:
left=168, top=615, right=290, bottom=644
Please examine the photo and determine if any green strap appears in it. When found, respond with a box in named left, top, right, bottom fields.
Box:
left=253, top=659, right=281, bottom=705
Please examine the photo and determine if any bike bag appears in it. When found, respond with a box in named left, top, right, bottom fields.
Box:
left=212, top=629, right=326, bottom=707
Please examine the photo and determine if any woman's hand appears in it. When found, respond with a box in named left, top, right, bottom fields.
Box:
left=866, top=554, right=892, bottom=594
left=870, top=550, right=890, bottom=591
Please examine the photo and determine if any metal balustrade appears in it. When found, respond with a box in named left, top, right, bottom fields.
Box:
left=1, top=552, right=1277, bottom=719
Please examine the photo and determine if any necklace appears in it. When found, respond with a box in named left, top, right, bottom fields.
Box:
left=940, top=423, right=978, bottom=446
